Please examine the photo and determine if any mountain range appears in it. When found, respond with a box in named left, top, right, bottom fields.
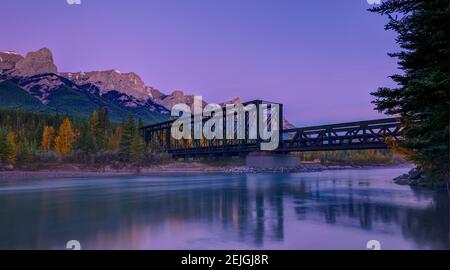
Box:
left=0, top=48, right=294, bottom=128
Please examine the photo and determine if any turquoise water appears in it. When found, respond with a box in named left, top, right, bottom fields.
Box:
left=0, top=167, right=448, bottom=250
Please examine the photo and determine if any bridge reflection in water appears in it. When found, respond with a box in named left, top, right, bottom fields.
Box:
left=0, top=168, right=447, bottom=249
left=141, top=100, right=404, bottom=157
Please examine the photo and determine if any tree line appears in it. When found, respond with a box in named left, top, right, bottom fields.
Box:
left=296, top=149, right=404, bottom=166
left=0, top=108, right=169, bottom=167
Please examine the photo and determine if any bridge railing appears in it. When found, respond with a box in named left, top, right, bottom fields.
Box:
left=280, top=118, right=403, bottom=151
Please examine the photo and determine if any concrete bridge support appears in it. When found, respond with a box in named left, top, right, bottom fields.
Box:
left=245, top=152, right=300, bottom=169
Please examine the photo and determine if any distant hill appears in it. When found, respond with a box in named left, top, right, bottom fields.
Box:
left=0, top=80, right=50, bottom=113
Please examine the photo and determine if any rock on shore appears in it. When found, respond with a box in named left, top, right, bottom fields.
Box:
left=393, top=167, right=428, bottom=186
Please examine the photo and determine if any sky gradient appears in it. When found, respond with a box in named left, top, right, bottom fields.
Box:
left=0, top=0, right=399, bottom=126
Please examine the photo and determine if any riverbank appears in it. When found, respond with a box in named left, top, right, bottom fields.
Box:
left=0, top=162, right=230, bottom=180
left=0, top=161, right=413, bottom=181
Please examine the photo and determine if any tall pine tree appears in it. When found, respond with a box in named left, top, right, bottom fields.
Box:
left=76, top=122, right=96, bottom=156
left=369, top=0, right=449, bottom=184
left=131, top=133, right=146, bottom=161
left=98, top=107, right=110, bottom=133
left=119, top=114, right=136, bottom=161
left=92, top=107, right=110, bottom=151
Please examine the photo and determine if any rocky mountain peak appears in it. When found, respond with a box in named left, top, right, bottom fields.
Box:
left=149, top=88, right=165, bottom=100
left=0, top=51, right=24, bottom=72
left=61, top=69, right=151, bottom=100
left=11, top=48, right=57, bottom=77
left=152, top=89, right=208, bottom=111
left=229, top=97, right=242, bottom=104
left=219, top=97, right=242, bottom=106
left=171, top=90, right=185, bottom=98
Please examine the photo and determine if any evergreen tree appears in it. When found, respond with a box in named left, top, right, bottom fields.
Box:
left=89, top=108, right=110, bottom=151
left=97, top=107, right=110, bottom=151
left=17, top=139, right=36, bottom=162
left=131, top=133, right=146, bottom=161
left=89, top=111, right=100, bottom=151
left=119, top=114, right=136, bottom=161
left=369, top=0, right=449, bottom=183
left=76, top=123, right=96, bottom=155
left=54, top=118, right=76, bottom=157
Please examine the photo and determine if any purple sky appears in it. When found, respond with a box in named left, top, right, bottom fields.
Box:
left=1, top=0, right=398, bottom=126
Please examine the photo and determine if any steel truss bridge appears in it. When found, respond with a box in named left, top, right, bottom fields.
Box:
left=140, top=100, right=403, bottom=158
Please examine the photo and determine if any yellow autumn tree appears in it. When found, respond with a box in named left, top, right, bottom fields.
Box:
left=0, top=131, right=17, bottom=164
left=41, top=125, right=56, bottom=151
left=385, top=136, right=414, bottom=158
left=7, top=131, right=17, bottom=163
left=54, top=118, right=76, bottom=157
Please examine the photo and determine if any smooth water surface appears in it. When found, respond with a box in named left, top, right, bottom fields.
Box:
left=0, top=167, right=448, bottom=250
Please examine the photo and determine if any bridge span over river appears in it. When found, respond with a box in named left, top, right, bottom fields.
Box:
left=140, top=100, right=403, bottom=166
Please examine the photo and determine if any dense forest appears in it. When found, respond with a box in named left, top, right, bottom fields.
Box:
left=0, top=108, right=169, bottom=169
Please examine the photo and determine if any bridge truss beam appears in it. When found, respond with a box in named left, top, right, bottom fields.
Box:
left=140, top=100, right=403, bottom=157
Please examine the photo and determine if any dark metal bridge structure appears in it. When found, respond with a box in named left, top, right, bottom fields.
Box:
left=140, top=100, right=403, bottom=158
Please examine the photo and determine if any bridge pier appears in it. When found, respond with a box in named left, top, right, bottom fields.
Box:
left=245, top=152, right=300, bottom=169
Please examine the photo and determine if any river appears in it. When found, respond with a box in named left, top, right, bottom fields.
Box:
left=0, top=167, right=448, bottom=250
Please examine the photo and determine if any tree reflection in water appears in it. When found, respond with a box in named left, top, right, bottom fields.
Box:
left=0, top=168, right=448, bottom=249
